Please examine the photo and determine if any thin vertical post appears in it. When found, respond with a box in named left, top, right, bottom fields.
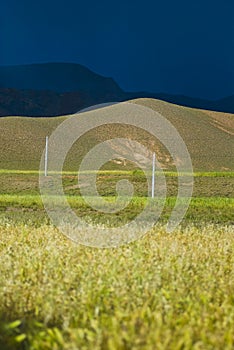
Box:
left=45, top=136, right=48, bottom=177
left=151, top=152, right=156, bottom=198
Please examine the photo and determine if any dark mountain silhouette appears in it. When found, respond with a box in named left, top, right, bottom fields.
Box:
left=0, top=88, right=124, bottom=117
left=0, top=63, right=233, bottom=116
left=0, top=63, right=123, bottom=95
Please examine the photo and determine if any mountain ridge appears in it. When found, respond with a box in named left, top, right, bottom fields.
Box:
left=0, top=63, right=233, bottom=116
left=0, top=62, right=124, bottom=94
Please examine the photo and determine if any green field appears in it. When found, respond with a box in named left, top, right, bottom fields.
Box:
left=0, top=99, right=233, bottom=349
left=0, top=170, right=233, bottom=227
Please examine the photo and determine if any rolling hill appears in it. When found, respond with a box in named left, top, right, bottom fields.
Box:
left=0, top=98, right=233, bottom=172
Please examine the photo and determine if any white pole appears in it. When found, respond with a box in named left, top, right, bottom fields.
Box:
left=45, top=136, right=48, bottom=177
left=151, top=152, right=156, bottom=198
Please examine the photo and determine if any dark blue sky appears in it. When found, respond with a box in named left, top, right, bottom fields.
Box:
left=0, top=0, right=233, bottom=99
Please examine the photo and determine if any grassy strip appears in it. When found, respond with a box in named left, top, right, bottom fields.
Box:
left=1, top=169, right=234, bottom=177
left=1, top=194, right=233, bottom=208
left=0, top=195, right=233, bottom=227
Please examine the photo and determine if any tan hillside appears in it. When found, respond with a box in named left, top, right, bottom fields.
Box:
left=0, top=98, right=233, bottom=171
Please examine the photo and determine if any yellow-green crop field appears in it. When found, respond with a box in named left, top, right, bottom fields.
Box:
left=0, top=171, right=233, bottom=349
left=0, top=224, right=233, bottom=350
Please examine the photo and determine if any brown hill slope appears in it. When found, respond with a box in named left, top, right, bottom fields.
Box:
left=0, top=98, right=233, bottom=171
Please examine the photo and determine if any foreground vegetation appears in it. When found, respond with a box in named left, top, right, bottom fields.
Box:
left=0, top=223, right=233, bottom=350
